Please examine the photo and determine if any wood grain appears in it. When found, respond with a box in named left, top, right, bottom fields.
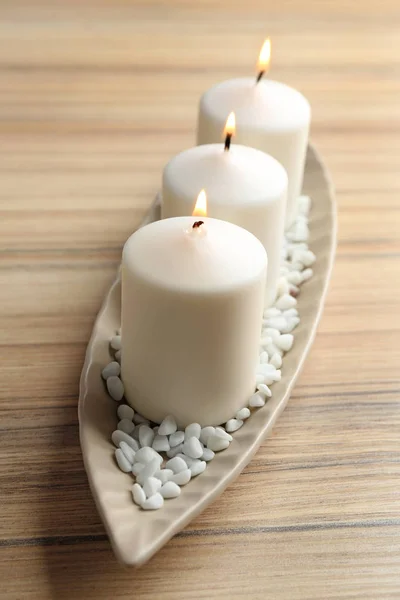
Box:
left=0, top=1, right=399, bottom=598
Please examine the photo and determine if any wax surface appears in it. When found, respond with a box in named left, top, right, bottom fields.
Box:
left=162, top=144, right=287, bottom=306
left=197, top=78, right=310, bottom=227
left=121, top=216, right=267, bottom=426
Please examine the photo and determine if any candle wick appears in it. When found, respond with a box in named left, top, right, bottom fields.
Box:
left=192, top=220, right=204, bottom=229
left=224, top=133, right=232, bottom=152
left=256, top=70, right=265, bottom=84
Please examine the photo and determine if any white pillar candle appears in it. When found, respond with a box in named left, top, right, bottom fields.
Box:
left=121, top=209, right=267, bottom=427
left=161, top=139, right=287, bottom=306
left=197, top=42, right=310, bottom=227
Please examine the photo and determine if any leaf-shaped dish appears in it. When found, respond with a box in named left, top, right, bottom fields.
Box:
left=79, top=144, right=336, bottom=566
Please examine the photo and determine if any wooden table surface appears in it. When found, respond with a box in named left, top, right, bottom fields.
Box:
left=1, top=1, right=400, bottom=598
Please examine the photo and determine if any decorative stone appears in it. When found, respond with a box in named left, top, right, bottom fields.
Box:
left=225, top=418, right=243, bottom=433
left=169, top=431, right=185, bottom=448
left=143, top=477, right=162, bottom=498
left=106, top=376, right=124, bottom=401
left=160, top=481, right=181, bottom=499
left=131, top=483, right=146, bottom=506
left=117, top=404, right=134, bottom=421
left=185, top=423, right=201, bottom=440
left=102, top=361, right=121, bottom=380
left=182, top=437, right=203, bottom=459
left=158, top=415, right=177, bottom=436
left=141, top=493, right=164, bottom=510
left=249, top=393, right=266, bottom=408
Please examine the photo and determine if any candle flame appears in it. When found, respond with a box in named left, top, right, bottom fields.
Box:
left=223, top=112, right=236, bottom=138
left=193, top=189, right=207, bottom=218
left=257, top=38, right=271, bottom=73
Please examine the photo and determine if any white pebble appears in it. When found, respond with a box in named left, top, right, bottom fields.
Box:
left=199, top=426, right=216, bottom=445
left=276, top=334, right=294, bottom=352
left=152, top=434, right=170, bottom=452
left=282, top=316, right=300, bottom=333
left=263, top=376, right=279, bottom=386
left=264, top=328, right=281, bottom=342
left=110, top=335, right=122, bottom=351
left=138, top=425, right=155, bottom=448
left=275, top=293, right=297, bottom=311
left=111, top=430, right=139, bottom=451
left=182, top=437, right=203, bottom=459
left=158, top=415, right=177, bottom=436
left=160, top=481, right=181, bottom=499
left=264, top=307, right=281, bottom=318
left=225, top=419, right=244, bottom=433
left=257, top=363, right=278, bottom=376
left=102, top=361, right=120, bottom=380
left=265, top=316, right=288, bottom=332
left=154, top=469, right=174, bottom=484
left=131, top=426, right=141, bottom=442
left=301, top=268, right=313, bottom=282
left=283, top=308, right=298, bottom=318
left=177, top=453, right=194, bottom=467
left=287, top=270, right=302, bottom=285
left=165, top=456, right=187, bottom=474
left=259, top=351, right=269, bottom=363
left=143, top=477, right=162, bottom=498
left=270, top=353, right=282, bottom=369
left=132, top=462, right=145, bottom=476
left=249, top=392, right=266, bottom=408
left=190, top=460, right=207, bottom=477
left=117, top=419, right=135, bottom=435
left=257, top=384, right=272, bottom=397
left=289, top=261, right=304, bottom=272
left=301, top=249, right=316, bottom=267
left=206, top=434, right=230, bottom=452
left=269, top=369, right=281, bottom=382
left=171, top=469, right=191, bottom=486
left=277, top=277, right=290, bottom=296
left=294, top=223, right=309, bottom=242
left=115, top=448, right=131, bottom=473
left=106, top=376, right=124, bottom=401
left=114, top=349, right=122, bottom=362
left=236, top=407, right=251, bottom=420
left=298, top=195, right=311, bottom=214
left=255, top=374, right=265, bottom=385
left=260, top=335, right=272, bottom=347
left=169, top=430, right=184, bottom=447
left=142, top=493, right=164, bottom=510
left=136, top=458, right=161, bottom=485
left=117, top=404, right=134, bottom=421
left=119, top=441, right=136, bottom=464
left=215, top=427, right=233, bottom=441
left=166, top=444, right=183, bottom=458
left=202, top=448, right=215, bottom=462
left=185, top=423, right=201, bottom=440
left=134, top=447, right=162, bottom=465
left=131, top=483, right=146, bottom=506
left=266, top=342, right=282, bottom=359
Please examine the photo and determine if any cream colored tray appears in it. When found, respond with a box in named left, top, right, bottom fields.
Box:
left=78, top=144, right=336, bottom=566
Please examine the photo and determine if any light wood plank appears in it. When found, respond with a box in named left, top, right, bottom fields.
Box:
left=0, top=0, right=399, bottom=598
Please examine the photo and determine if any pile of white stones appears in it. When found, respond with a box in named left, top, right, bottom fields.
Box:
left=102, top=195, right=315, bottom=510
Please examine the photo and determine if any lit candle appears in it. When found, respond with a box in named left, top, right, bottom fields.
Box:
left=121, top=192, right=267, bottom=427
left=197, top=39, right=311, bottom=228
left=162, top=114, right=287, bottom=306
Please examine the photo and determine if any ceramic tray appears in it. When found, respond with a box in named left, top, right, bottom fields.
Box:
left=78, top=144, right=336, bottom=566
